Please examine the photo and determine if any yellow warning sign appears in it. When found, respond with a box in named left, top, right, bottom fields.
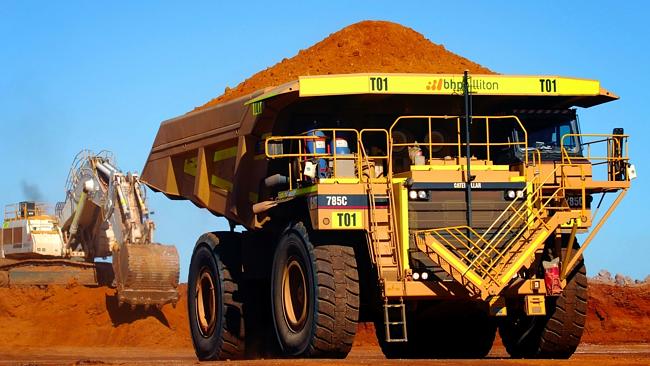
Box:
left=331, top=211, right=363, bottom=229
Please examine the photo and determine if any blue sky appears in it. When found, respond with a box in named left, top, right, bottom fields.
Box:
left=1, top=1, right=648, bottom=280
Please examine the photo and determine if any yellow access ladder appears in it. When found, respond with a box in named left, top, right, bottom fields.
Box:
left=359, top=140, right=408, bottom=342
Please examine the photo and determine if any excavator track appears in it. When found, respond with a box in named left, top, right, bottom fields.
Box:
left=113, top=243, right=180, bottom=308
left=0, top=258, right=113, bottom=287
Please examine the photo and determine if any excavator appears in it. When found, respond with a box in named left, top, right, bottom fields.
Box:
left=0, top=150, right=179, bottom=308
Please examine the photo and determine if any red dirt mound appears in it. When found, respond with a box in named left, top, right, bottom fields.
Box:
left=0, top=284, right=191, bottom=349
left=196, top=20, right=494, bottom=110
left=583, top=282, right=650, bottom=344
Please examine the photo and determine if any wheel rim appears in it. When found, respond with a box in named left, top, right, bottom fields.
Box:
left=195, top=267, right=217, bottom=337
left=282, top=256, right=308, bottom=332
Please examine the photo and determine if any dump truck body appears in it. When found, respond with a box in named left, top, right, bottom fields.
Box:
left=142, top=73, right=632, bottom=360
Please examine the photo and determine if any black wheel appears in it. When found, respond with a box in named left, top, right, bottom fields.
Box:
left=188, top=233, right=245, bottom=360
left=499, top=257, right=587, bottom=359
left=270, top=222, right=359, bottom=358
left=375, top=301, right=496, bottom=359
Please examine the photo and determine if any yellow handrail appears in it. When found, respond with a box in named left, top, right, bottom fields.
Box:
left=561, top=133, right=629, bottom=182
left=388, top=115, right=529, bottom=166
left=265, top=128, right=363, bottom=180
left=4, top=202, right=52, bottom=222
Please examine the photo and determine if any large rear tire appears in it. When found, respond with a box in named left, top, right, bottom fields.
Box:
left=188, top=233, right=245, bottom=360
left=270, top=222, right=359, bottom=358
left=499, top=258, right=588, bottom=359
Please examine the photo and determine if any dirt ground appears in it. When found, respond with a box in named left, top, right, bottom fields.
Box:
left=0, top=345, right=649, bottom=365
left=0, top=281, right=648, bottom=364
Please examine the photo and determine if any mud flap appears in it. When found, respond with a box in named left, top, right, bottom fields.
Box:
left=113, top=243, right=180, bottom=307
left=543, top=258, right=562, bottom=295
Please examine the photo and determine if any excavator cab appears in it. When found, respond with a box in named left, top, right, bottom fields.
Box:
left=17, top=201, right=37, bottom=219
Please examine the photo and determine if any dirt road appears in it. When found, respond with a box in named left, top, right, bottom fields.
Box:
left=1, top=344, right=648, bottom=365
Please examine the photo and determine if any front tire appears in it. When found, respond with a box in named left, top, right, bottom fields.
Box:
left=499, top=258, right=587, bottom=359
left=270, top=223, right=359, bottom=358
left=188, top=233, right=245, bottom=360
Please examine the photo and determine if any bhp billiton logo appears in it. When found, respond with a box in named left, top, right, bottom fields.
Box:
left=426, top=78, right=499, bottom=92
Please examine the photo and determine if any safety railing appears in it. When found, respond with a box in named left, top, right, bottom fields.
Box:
left=265, top=129, right=360, bottom=188
left=359, top=129, right=390, bottom=180
left=265, top=128, right=394, bottom=187
left=4, top=202, right=52, bottom=222
left=65, top=150, right=115, bottom=194
left=561, top=133, right=630, bottom=182
left=389, top=115, right=529, bottom=166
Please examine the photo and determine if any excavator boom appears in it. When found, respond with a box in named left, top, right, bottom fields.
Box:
left=58, top=150, right=180, bottom=307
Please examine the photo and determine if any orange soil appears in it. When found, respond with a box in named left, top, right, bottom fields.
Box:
left=0, top=282, right=647, bottom=350
left=194, top=20, right=494, bottom=110
left=0, top=284, right=191, bottom=348
left=583, top=282, right=650, bottom=344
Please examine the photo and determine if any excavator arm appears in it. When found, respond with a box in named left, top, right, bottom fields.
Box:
left=58, top=150, right=179, bottom=307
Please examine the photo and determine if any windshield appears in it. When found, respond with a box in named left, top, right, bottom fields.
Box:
left=516, top=110, right=581, bottom=154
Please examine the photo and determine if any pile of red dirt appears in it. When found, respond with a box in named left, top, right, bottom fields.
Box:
left=0, top=281, right=647, bottom=351
left=583, top=282, right=650, bottom=343
left=0, top=284, right=191, bottom=349
left=195, top=20, right=494, bottom=110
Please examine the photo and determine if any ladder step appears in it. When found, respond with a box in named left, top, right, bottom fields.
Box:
left=383, top=300, right=408, bottom=343
left=372, top=230, right=391, bottom=241
left=369, top=210, right=390, bottom=223
left=376, top=243, right=393, bottom=256
left=379, top=256, right=397, bottom=266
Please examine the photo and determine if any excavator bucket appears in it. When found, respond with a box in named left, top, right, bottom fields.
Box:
left=113, top=243, right=180, bottom=307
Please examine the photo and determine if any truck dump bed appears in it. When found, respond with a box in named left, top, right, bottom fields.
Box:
left=142, top=89, right=266, bottom=228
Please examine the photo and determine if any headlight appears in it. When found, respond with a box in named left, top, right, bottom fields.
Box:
left=421, top=272, right=429, bottom=280
left=409, top=190, right=418, bottom=200
left=412, top=272, right=420, bottom=280
left=516, top=190, right=524, bottom=199
left=506, top=190, right=516, bottom=199
left=417, top=190, right=427, bottom=200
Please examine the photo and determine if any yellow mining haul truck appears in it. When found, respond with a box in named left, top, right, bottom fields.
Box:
left=141, top=73, right=633, bottom=360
